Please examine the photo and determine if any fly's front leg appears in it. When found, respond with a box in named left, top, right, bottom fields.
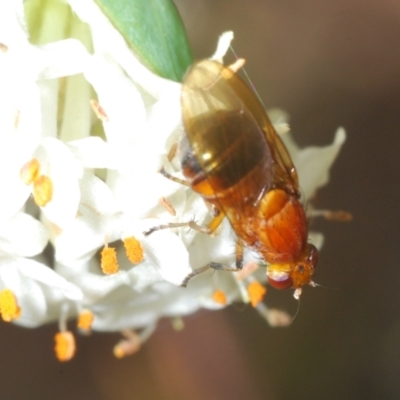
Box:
left=180, top=241, right=244, bottom=287
left=147, top=165, right=241, bottom=287
left=145, top=164, right=225, bottom=237
left=144, top=166, right=191, bottom=236
left=159, top=166, right=189, bottom=186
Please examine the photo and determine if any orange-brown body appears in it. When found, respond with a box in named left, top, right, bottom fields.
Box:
left=180, top=59, right=317, bottom=293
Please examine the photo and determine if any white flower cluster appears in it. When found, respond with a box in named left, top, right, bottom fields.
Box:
left=0, top=0, right=345, bottom=359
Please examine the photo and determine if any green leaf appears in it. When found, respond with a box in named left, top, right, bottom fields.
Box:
left=94, top=0, right=193, bottom=82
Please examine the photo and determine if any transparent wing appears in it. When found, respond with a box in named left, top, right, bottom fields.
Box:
left=181, top=60, right=299, bottom=218
left=214, top=60, right=300, bottom=193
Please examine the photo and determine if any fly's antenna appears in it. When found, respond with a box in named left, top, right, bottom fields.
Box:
left=292, top=295, right=301, bottom=322
left=229, top=45, right=267, bottom=110
left=312, top=281, right=341, bottom=291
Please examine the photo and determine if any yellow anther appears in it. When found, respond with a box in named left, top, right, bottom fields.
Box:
left=0, top=289, right=21, bottom=322
left=77, top=309, right=94, bottom=335
left=247, top=281, right=267, bottom=308
left=54, top=331, right=76, bottom=362
left=123, top=237, right=144, bottom=264
left=212, top=290, right=227, bottom=305
left=101, top=246, right=119, bottom=274
left=33, top=175, right=53, bottom=207
left=113, top=330, right=141, bottom=359
left=20, top=158, right=40, bottom=185
left=113, top=345, right=126, bottom=359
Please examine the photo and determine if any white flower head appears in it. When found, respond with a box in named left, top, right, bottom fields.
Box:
left=0, top=1, right=346, bottom=360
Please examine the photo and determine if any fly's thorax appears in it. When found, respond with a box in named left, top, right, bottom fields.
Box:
left=254, top=189, right=308, bottom=264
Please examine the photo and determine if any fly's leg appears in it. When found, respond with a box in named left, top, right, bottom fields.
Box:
left=145, top=165, right=225, bottom=236
left=159, top=166, right=189, bottom=186
left=147, top=165, right=241, bottom=287
left=181, top=241, right=244, bottom=287
left=144, top=213, right=224, bottom=236
left=144, top=166, right=198, bottom=236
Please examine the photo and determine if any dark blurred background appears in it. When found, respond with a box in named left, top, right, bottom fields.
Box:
left=2, top=0, right=400, bottom=398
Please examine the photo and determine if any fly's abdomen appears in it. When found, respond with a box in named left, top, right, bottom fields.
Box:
left=180, top=109, right=274, bottom=205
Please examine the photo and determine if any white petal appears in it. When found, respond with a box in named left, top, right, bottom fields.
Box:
left=67, top=0, right=175, bottom=98
left=68, top=136, right=117, bottom=169
left=188, top=219, right=236, bottom=269
left=0, top=69, right=43, bottom=222
left=145, top=85, right=182, bottom=152
left=0, top=257, right=82, bottom=327
left=90, top=283, right=200, bottom=332
left=108, top=169, right=181, bottom=217
left=0, top=212, right=48, bottom=257
left=0, top=7, right=89, bottom=79
left=211, top=31, right=234, bottom=62
left=120, top=219, right=192, bottom=286
left=56, top=258, right=131, bottom=303
left=55, top=210, right=124, bottom=265
left=89, top=287, right=163, bottom=331
left=197, top=296, right=227, bottom=310
left=35, top=138, right=82, bottom=228
left=38, top=79, right=58, bottom=138
left=84, top=53, right=146, bottom=144
left=35, top=39, right=90, bottom=79
left=0, top=67, right=42, bottom=146
left=294, top=128, right=346, bottom=200
left=178, top=191, right=210, bottom=247
left=268, top=108, right=290, bottom=126
left=0, top=148, right=30, bottom=224
left=55, top=215, right=107, bottom=266
left=79, top=171, right=116, bottom=215
left=141, top=231, right=191, bottom=286
left=0, top=2, right=28, bottom=48
left=17, top=259, right=83, bottom=301
left=0, top=137, right=35, bottom=225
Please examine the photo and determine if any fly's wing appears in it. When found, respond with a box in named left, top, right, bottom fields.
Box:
left=218, top=62, right=300, bottom=194
left=181, top=59, right=276, bottom=216
left=181, top=59, right=299, bottom=218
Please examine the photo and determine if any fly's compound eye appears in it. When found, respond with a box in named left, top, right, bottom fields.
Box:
left=267, top=270, right=293, bottom=290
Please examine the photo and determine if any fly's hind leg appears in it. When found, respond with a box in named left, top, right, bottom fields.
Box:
left=181, top=241, right=244, bottom=287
